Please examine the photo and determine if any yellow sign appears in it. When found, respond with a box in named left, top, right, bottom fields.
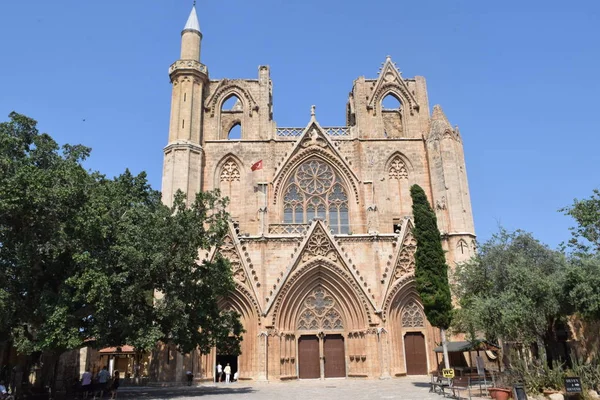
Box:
left=442, top=368, right=455, bottom=378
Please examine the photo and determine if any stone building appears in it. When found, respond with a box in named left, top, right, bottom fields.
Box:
left=155, top=6, right=476, bottom=382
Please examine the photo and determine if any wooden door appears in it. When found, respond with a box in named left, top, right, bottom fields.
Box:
left=298, top=335, right=320, bottom=379
left=323, top=334, right=345, bottom=378
left=404, top=332, right=428, bottom=375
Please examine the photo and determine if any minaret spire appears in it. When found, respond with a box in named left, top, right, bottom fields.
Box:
left=183, top=4, right=201, bottom=33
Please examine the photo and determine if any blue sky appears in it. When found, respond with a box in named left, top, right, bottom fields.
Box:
left=1, top=0, right=598, bottom=249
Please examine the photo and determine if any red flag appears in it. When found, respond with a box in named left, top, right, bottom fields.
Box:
left=251, top=160, right=263, bottom=171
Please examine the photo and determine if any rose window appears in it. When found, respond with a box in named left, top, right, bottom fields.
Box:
left=283, top=159, right=349, bottom=234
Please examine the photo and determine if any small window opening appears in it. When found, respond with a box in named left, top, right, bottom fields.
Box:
left=382, top=93, right=402, bottom=110
left=393, top=218, right=402, bottom=234
left=184, top=93, right=187, bottom=102
left=182, top=119, right=185, bottom=129
left=222, top=95, right=242, bottom=111
left=228, top=123, right=241, bottom=140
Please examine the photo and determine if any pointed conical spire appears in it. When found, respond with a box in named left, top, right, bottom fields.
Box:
left=183, top=5, right=200, bottom=33
left=429, top=105, right=454, bottom=141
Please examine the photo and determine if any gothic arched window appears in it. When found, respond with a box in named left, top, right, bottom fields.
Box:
left=283, top=158, right=349, bottom=234
left=401, top=301, right=425, bottom=328
left=297, top=287, right=344, bottom=331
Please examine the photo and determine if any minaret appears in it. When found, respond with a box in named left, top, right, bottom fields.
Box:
left=162, top=5, right=208, bottom=206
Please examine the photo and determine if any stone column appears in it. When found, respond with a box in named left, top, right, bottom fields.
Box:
left=377, top=327, right=391, bottom=379
left=257, top=331, right=268, bottom=381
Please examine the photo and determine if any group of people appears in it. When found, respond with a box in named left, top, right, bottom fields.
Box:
left=215, top=363, right=237, bottom=383
left=79, top=367, right=120, bottom=399
left=0, top=380, right=13, bottom=400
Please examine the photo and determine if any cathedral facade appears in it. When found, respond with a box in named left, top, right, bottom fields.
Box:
left=155, top=6, right=476, bottom=382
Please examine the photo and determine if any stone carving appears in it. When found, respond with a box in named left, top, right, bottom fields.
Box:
left=301, top=128, right=327, bottom=148
left=219, top=235, right=246, bottom=283
left=220, top=160, right=240, bottom=182
left=297, top=287, right=343, bottom=330
left=388, top=156, right=408, bottom=180
left=302, top=226, right=338, bottom=262
left=436, top=196, right=447, bottom=210
left=457, top=239, right=468, bottom=255
left=394, top=231, right=416, bottom=279
left=401, top=301, right=424, bottom=328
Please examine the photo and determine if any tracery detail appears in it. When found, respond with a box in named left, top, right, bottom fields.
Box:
left=388, top=156, right=408, bottom=180
left=219, top=235, right=246, bottom=283
left=220, top=160, right=240, bottom=182
left=302, top=225, right=337, bottom=262
left=394, top=231, right=416, bottom=278
left=297, top=287, right=343, bottom=330
left=401, top=301, right=424, bottom=328
left=283, top=158, right=349, bottom=234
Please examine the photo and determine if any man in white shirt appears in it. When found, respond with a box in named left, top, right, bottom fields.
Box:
left=224, top=364, right=231, bottom=384
left=216, top=363, right=223, bottom=383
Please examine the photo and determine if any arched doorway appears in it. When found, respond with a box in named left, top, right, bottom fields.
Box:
left=296, top=287, right=346, bottom=379
left=404, top=332, right=427, bottom=375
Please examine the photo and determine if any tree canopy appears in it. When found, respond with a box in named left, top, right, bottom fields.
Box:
left=453, top=229, right=568, bottom=350
left=410, top=184, right=453, bottom=330
left=0, top=112, right=242, bottom=357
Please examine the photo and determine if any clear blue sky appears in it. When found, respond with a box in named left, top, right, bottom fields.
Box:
left=1, top=0, right=598, bottom=249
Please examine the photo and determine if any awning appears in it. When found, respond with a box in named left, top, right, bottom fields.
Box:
left=433, top=340, right=500, bottom=353
left=99, top=345, right=136, bottom=354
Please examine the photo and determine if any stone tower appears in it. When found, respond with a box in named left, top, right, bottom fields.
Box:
left=161, top=5, right=208, bottom=207
left=155, top=7, right=477, bottom=383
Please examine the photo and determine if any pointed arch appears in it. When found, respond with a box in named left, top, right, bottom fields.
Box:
left=215, top=154, right=244, bottom=217
left=273, top=149, right=360, bottom=206
left=272, top=259, right=372, bottom=331
left=386, top=152, right=413, bottom=180
left=280, top=157, right=350, bottom=234
left=206, top=83, right=257, bottom=117
left=457, top=239, right=469, bottom=256
left=386, top=152, right=413, bottom=217
left=401, top=300, right=425, bottom=328
left=218, top=282, right=261, bottom=324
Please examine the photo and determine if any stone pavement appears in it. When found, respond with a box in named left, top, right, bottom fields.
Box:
left=113, top=376, right=491, bottom=400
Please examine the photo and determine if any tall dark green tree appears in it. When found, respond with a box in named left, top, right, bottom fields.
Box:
left=0, top=112, right=242, bottom=390
left=410, top=184, right=453, bottom=369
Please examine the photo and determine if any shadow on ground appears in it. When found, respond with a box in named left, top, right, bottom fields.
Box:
left=116, top=385, right=256, bottom=399
left=411, top=382, right=431, bottom=388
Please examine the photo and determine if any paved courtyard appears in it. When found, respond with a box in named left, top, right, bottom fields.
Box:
left=113, top=376, right=490, bottom=400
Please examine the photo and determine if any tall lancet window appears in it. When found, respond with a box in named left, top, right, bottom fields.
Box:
left=283, top=158, right=349, bottom=234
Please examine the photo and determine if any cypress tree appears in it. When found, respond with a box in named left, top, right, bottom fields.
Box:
left=410, top=184, right=453, bottom=369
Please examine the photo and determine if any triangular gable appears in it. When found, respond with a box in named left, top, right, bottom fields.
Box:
left=367, top=56, right=420, bottom=115
left=214, top=222, right=262, bottom=313
left=272, top=115, right=360, bottom=205
left=264, top=220, right=377, bottom=315
left=381, top=218, right=416, bottom=305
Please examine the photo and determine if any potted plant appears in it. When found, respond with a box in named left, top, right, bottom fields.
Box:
left=488, top=374, right=514, bottom=400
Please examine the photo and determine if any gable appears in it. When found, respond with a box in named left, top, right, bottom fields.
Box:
left=264, top=221, right=376, bottom=322
left=366, top=57, right=420, bottom=115
left=272, top=117, right=360, bottom=206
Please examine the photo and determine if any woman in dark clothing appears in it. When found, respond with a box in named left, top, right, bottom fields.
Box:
left=110, top=370, right=120, bottom=399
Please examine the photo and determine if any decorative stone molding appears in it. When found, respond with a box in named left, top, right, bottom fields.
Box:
left=401, top=301, right=425, bottom=328
left=205, top=81, right=258, bottom=117
left=220, top=160, right=241, bottom=182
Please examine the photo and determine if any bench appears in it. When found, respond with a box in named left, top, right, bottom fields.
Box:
left=448, top=377, right=472, bottom=400
left=429, top=374, right=450, bottom=395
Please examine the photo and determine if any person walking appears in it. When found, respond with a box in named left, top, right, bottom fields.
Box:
left=185, top=370, right=193, bottom=386
left=110, top=370, right=120, bottom=399
left=224, top=364, right=231, bottom=384
left=95, top=367, right=110, bottom=399
left=216, top=363, right=223, bottom=383
left=81, top=369, right=92, bottom=399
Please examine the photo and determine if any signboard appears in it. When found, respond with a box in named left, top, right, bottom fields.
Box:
left=442, top=368, right=455, bottom=378
left=476, top=356, right=485, bottom=377
left=565, top=377, right=583, bottom=393
left=513, top=384, right=527, bottom=400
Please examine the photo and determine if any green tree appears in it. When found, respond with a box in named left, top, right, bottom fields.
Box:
left=561, top=190, right=600, bottom=322
left=0, top=112, right=242, bottom=389
left=561, top=189, right=600, bottom=254
left=410, top=184, right=453, bottom=369
left=453, top=229, right=568, bottom=363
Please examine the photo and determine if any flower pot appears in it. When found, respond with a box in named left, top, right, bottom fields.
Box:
left=489, top=388, right=512, bottom=400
